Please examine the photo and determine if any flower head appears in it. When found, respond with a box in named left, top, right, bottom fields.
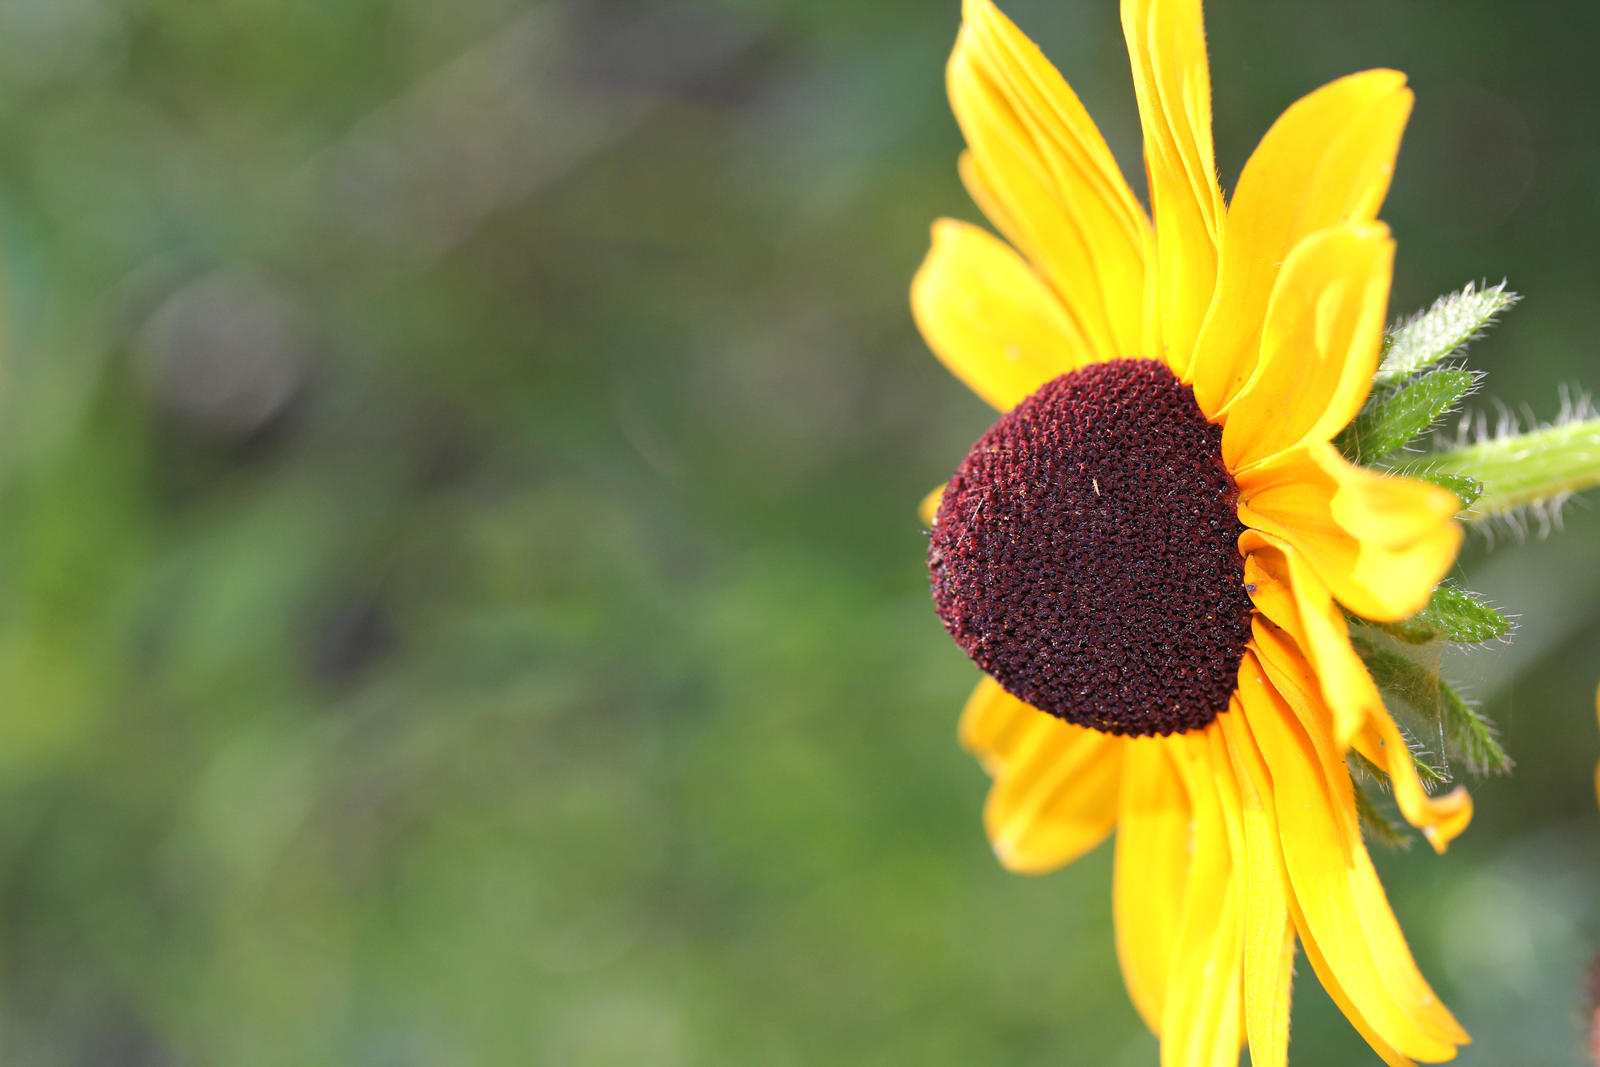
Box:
left=913, top=0, right=1474, bottom=1062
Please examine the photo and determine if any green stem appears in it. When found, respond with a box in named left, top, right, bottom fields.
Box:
left=1394, top=416, right=1600, bottom=518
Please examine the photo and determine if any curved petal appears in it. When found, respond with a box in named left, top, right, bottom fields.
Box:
left=912, top=219, right=1088, bottom=410
left=1315, top=447, right=1466, bottom=553
left=1289, top=898, right=1429, bottom=1067
left=1114, top=736, right=1191, bottom=1033
left=1160, top=727, right=1245, bottom=1067
left=959, top=675, right=1038, bottom=774
left=1250, top=613, right=1473, bottom=851
left=1189, top=71, right=1412, bottom=414
left=1235, top=651, right=1469, bottom=1059
left=958, top=678, right=1122, bottom=873
left=1122, top=0, right=1224, bottom=372
left=1245, top=535, right=1474, bottom=847
left=1238, top=443, right=1462, bottom=622
left=1220, top=224, right=1394, bottom=469
left=919, top=484, right=944, bottom=527
left=951, top=0, right=1150, bottom=359
left=1351, top=706, right=1475, bottom=855
left=1217, top=705, right=1293, bottom=1067
left=1242, top=532, right=1380, bottom=746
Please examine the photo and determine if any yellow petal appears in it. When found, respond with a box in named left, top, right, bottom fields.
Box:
left=983, top=729, right=1122, bottom=874
left=1239, top=444, right=1462, bottom=621
left=919, top=484, right=944, bottom=527
left=1160, top=727, right=1245, bottom=1067
left=1314, top=446, right=1466, bottom=553
left=1189, top=71, right=1411, bottom=415
left=1286, top=895, right=1424, bottom=1067
left=1217, top=707, right=1294, bottom=1067
left=1242, top=532, right=1379, bottom=747
left=959, top=678, right=1122, bottom=873
left=952, top=0, right=1150, bottom=358
left=1352, top=709, right=1474, bottom=854
left=911, top=219, right=1088, bottom=411
left=958, top=675, right=1038, bottom=775
left=1235, top=651, right=1469, bottom=1059
left=1114, top=736, right=1191, bottom=1033
left=1220, top=224, right=1394, bottom=470
left=1249, top=614, right=1472, bottom=851
left=1121, top=0, right=1223, bottom=371
left=1227, top=666, right=1424, bottom=1067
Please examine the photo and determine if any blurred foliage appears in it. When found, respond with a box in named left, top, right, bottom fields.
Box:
left=0, top=0, right=1595, bottom=1064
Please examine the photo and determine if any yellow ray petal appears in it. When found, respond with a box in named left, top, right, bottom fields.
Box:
left=911, top=219, right=1089, bottom=411
left=1352, top=711, right=1474, bottom=855
left=1217, top=707, right=1294, bottom=1067
left=959, top=675, right=1039, bottom=774
left=1220, top=225, right=1394, bottom=470
left=1313, top=445, right=1466, bottom=553
left=1114, top=736, right=1191, bottom=1033
left=1242, top=532, right=1380, bottom=746
left=1236, top=651, right=1469, bottom=1058
left=1230, top=658, right=1424, bottom=1067
left=1286, top=893, right=1424, bottom=1067
left=1249, top=612, right=1473, bottom=851
left=952, top=0, right=1150, bottom=358
left=1189, top=70, right=1411, bottom=415
left=959, top=678, right=1122, bottom=873
left=1121, top=0, right=1223, bottom=372
left=983, top=730, right=1122, bottom=874
left=1238, top=443, right=1461, bottom=622
left=1160, top=727, right=1244, bottom=1067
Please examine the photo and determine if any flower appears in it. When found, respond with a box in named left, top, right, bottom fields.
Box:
left=912, top=0, right=1474, bottom=1063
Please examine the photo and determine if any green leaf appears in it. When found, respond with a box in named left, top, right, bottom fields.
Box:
left=1364, top=584, right=1510, bottom=646
left=1392, top=413, right=1600, bottom=520
left=1375, top=281, right=1519, bottom=385
left=1337, top=367, right=1478, bottom=463
left=1351, top=636, right=1512, bottom=777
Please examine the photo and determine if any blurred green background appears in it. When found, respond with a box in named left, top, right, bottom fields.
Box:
left=0, top=0, right=1595, bottom=1063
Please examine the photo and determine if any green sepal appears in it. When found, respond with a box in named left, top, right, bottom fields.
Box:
left=1351, top=636, right=1512, bottom=777
left=1336, top=368, right=1478, bottom=464
left=1375, top=281, right=1519, bottom=386
left=1437, top=679, right=1514, bottom=776
left=1363, top=584, right=1510, bottom=646
left=1404, top=469, right=1483, bottom=510
left=1352, top=636, right=1440, bottom=716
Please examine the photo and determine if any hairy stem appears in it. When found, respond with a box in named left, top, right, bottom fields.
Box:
left=1395, top=416, right=1600, bottom=518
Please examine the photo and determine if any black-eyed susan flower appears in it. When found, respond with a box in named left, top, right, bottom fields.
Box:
left=913, top=0, right=1475, bottom=1062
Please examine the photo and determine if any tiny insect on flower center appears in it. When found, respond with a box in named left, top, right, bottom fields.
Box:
left=928, top=358, right=1253, bottom=737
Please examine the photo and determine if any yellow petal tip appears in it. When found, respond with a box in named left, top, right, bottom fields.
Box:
left=1419, top=787, right=1473, bottom=854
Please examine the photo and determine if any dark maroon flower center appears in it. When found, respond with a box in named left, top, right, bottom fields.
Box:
left=928, top=358, right=1253, bottom=737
